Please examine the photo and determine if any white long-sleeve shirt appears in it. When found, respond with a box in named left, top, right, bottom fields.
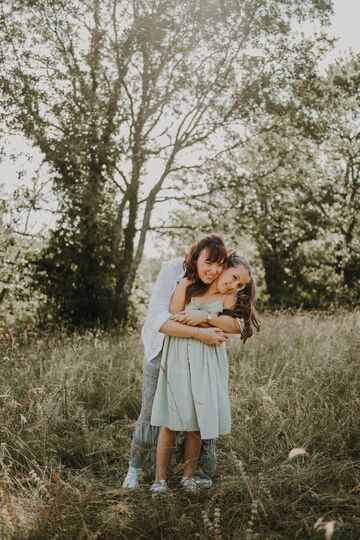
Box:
left=141, top=257, right=185, bottom=362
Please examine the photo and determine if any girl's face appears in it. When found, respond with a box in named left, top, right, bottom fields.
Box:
left=215, top=265, right=250, bottom=295
left=195, top=249, right=225, bottom=284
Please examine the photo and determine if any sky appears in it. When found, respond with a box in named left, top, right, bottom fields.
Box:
left=1, top=0, right=360, bottom=253
left=329, top=0, right=360, bottom=55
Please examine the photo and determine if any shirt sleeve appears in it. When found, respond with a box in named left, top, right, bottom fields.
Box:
left=147, top=260, right=178, bottom=333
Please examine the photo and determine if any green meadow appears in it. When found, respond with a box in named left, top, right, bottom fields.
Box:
left=0, top=311, right=359, bottom=539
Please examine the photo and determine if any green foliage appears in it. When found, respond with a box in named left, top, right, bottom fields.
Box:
left=0, top=187, right=40, bottom=327
left=33, top=195, right=122, bottom=327
left=244, top=52, right=360, bottom=307
left=0, top=313, right=359, bottom=538
left=0, top=0, right=333, bottom=325
left=161, top=50, right=360, bottom=309
left=315, top=54, right=360, bottom=302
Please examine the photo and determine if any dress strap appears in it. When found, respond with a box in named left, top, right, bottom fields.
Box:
left=219, top=293, right=228, bottom=309
left=221, top=292, right=236, bottom=307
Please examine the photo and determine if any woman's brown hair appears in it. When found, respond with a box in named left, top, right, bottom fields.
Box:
left=184, top=234, right=227, bottom=303
left=220, top=251, right=261, bottom=344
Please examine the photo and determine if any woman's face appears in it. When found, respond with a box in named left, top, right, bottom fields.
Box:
left=215, top=264, right=250, bottom=295
left=195, top=249, right=225, bottom=284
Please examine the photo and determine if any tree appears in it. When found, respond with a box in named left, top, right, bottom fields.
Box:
left=312, top=54, right=360, bottom=302
left=0, top=186, right=40, bottom=326
left=0, top=0, right=333, bottom=325
left=164, top=49, right=360, bottom=309
left=149, top=31, right=334, bottom=307
left=243, top=52, right=360, bottom=306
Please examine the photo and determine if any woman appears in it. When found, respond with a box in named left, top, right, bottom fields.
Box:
left=123, top=234, right=243, bottom=489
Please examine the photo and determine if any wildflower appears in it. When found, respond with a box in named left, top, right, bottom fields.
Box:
left=288, top=447, right=310, bottom=460
left=314, top=517, right=340, bottom=540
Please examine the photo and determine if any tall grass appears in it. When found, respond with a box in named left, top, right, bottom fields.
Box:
left=0, top=312, right=359, bottom=539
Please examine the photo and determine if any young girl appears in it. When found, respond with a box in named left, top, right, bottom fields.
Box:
left=150, top=252, right=259, bottom=493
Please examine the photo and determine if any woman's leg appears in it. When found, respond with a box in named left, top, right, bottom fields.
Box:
left=155, top=427, right=176, bottom=481
left=196, top=438, right=217, bottom=480
left=183, top=431, right=202, bottom=478
left=123, top=353, right=161, bottom=487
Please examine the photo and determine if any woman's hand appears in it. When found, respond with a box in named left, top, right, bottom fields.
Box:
left=197, top=328, right=228, bottom=345
left=170, top=310, right=208, bottom=326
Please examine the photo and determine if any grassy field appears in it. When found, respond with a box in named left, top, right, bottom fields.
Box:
left=0, top=311, right=359, bottom=539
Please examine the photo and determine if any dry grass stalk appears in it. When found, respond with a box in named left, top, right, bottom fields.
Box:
left=29, top=470, right=52, bottom=502
left=245, top=499, right=260, bottom=540
left=82, top=483, right=93, bottom=506
left=202, top=507, right=223, bottom=540
left=213, top=507, right=222, bottom=540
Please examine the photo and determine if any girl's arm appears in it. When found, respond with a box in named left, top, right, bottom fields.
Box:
left=208, top=293, right=240, bottom=333
left=171, top=294, right=241, bottom=333
left=169, top=278, right=192, bottom=314
left=162, top=277, right=229, bottom=345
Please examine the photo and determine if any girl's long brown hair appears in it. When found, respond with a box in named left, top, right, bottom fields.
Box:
left=184, top=234, right=227, bottom=304
left=220, top=251, right=261, bottom=344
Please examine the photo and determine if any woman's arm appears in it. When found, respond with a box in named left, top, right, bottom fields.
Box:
left=207, top=313, right=240, bottom=333
left=160, top=319, right=228, bottom=345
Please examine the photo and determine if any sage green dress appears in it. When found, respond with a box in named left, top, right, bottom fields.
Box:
left=150, top=297, right=231, bottom=439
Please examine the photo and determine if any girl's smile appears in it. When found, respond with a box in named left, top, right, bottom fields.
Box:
left=211, top=266, right=250, bottom=295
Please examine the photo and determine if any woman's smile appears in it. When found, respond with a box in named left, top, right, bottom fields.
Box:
left=196, top=250, right=225, bottom=284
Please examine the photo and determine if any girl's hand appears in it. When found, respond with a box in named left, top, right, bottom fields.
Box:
left=170, top=310, right=208, bottom=326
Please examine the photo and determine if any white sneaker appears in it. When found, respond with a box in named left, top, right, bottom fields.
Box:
left=193, top=476, right=212, bottom=489
left=122, top=466, right=140, bottom=489
left=180, top=477, right=199, bottom=493
left=150, top=479, right=168, bottom=494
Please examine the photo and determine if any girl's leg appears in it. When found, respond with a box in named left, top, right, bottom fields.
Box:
left=183, top=431, right=202, bottom=478
left=155, top=427, right=176, bottom=481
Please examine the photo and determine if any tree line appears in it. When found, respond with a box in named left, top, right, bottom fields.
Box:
left=1, top=0, right=358, bottom=327
left=164, top=52, right=360, bottom=307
